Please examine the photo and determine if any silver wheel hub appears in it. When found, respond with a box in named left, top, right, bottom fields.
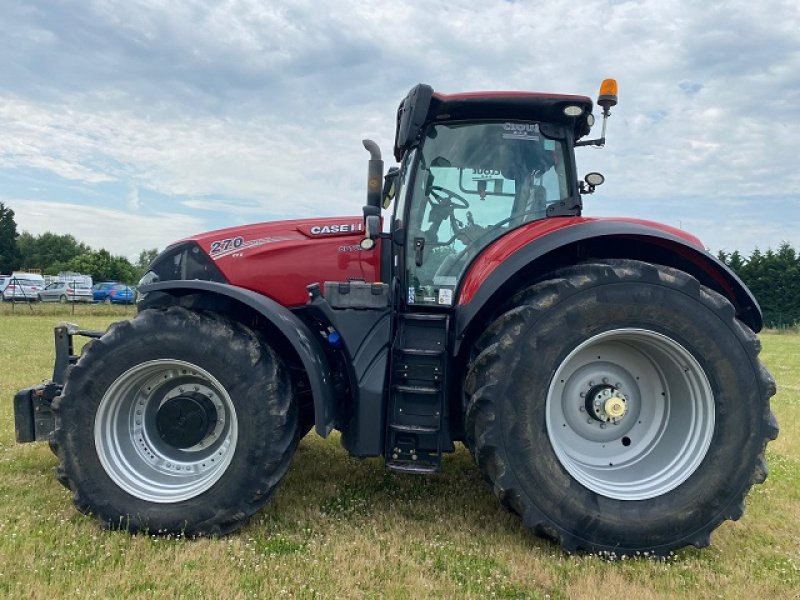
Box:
left=586, top=385, right=629, bottom=424
left=546, top=329, right=715, bottom=501
left=94, top=359, right=237, bottom=503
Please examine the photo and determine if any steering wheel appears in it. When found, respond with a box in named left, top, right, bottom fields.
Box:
left=432, top=209, right=548, bottom=280
left=429, top=185, right=470, bottom=209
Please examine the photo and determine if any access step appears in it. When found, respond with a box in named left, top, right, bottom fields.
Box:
left=385, top=312, right=449, bottom=474
left=389, top=423, right=439, bottom=434
left=387, top=462, right=440, bottom=474
left=398, top=348, right=443, bottom=357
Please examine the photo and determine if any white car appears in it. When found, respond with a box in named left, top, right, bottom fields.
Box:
left=3, top=274, right=45, bottom=302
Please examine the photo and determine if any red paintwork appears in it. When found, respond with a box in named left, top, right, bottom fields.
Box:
left=433, top=91, right=592, bottom=103
left=188, top=216, right=380, bottom=307
left=457, top=217, right=705, bottom=305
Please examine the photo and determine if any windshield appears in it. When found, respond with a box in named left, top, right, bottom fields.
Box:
left=405, top=121, right=571, bottom=306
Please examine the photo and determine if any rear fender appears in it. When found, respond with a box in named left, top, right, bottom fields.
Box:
left=454, top=220, right=762, bottom=354
left=139, top=280, right=338, bottom=437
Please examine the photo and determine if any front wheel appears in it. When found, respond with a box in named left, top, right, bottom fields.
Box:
left=51, top=306, right=299, bottom=535
left=465, top=260, right=778, bottom=555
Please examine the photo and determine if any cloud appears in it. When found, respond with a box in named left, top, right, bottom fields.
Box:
left=0, top=0, right=798, bottom=256
left=127, top=186, right=141, bottom=211
left=8, top=198, right=207, bottom=259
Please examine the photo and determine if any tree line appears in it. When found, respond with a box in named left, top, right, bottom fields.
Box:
left=2, top=201, right=798, bottom=325
left=718, top=243, right=800, bottom=328
left=0, top=202, right=158, bottom=284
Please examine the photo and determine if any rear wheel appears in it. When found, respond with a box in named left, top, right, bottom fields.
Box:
left=59, top=294, right=67, bottom=303
left=51, top=306, right=298, bottom=535
left=465, top=260, right=778, bottom=555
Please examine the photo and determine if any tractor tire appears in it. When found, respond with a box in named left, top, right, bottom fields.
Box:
left=50, top=306, right=298, bottom=536
left=464, top=259, right=778, bottom=556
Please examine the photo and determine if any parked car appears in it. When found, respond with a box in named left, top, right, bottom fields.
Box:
left=38, top=281, right=93, bottom=303
left=49, top=272, right=93, bottom=289
left=92, top=282, right=118, bottom=303
left=3, top=273, right=45, bottom=302
left=0, top=275, right=10, bottom=299
left=106, top=284, right=135, bottom=304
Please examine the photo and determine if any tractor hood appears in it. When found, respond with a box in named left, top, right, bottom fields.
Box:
left=190, top=215, right=366, bottom=258
left=144, top=216, right=380, bottom=307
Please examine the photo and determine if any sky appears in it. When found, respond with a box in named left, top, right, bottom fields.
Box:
left=1, top=0, right=799, bottom=260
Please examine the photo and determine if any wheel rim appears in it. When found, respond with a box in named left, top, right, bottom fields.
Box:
left=546, top=329, right=714, bottom=500
left=94, top=359, right=237, bottom=503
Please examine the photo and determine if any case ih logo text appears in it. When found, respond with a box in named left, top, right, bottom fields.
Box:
left=310, top=223, right=363, bottom=235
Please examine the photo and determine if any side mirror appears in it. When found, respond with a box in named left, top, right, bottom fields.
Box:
left=579, top=172, right=605, bottom=194
left=585, top=172, right=605, bottom=187
left=382, top=167, right=400, bottom=209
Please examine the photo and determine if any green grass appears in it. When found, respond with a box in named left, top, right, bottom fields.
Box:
left=1, top=308, right=798, bottom=599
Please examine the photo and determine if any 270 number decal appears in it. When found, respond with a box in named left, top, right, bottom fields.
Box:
left=209, top=236, right=244, bottom=255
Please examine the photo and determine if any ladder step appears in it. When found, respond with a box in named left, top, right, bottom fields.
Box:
left=393, top=384, right=438, bottom=395
left=398, top=348, right=443, bottom=357
left=390, top=423, right=439, bottom=434
left=402, top=313, right=448, bottom=322
left=387, top=462, right=440, bottom=474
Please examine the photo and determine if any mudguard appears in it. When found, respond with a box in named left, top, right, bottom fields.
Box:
left=139, top=280, right=338, bottom=436
left=454, top=219, right=763, bottom=352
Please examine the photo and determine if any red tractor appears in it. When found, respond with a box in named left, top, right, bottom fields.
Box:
left=14, top=80, right=778, bottom=556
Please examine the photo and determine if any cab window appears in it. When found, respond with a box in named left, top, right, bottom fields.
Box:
left=405, top=121, right=570, bottom=306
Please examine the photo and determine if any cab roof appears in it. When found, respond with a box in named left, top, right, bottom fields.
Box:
left=394, top=84, right=594, bottom=160
left=431, top=90, right=592, bottom=121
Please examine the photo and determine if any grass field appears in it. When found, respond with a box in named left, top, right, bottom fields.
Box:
left=1, top=306, right=798, bottom=599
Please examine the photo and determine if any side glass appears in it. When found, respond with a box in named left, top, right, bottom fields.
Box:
left=393, top=149, right=416, bottom=231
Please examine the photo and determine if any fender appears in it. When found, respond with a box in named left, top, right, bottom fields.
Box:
left=454, top=218, right=762, bottom=352
left=139, top=280, right=338, bottom=437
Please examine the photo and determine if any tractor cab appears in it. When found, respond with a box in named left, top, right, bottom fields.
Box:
left=397, top=119, right=574, bottom=306
left=379, top=84, right=598, bottom=307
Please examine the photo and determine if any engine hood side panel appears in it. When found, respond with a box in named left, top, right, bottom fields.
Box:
left=187, top=216, right=380, bottom=307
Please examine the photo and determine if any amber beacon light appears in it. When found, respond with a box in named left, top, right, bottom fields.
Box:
left=598, top=78, right=618, bottom=110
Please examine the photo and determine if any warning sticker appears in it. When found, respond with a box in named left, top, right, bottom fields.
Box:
left=438, top=288, right=453, bottom=306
